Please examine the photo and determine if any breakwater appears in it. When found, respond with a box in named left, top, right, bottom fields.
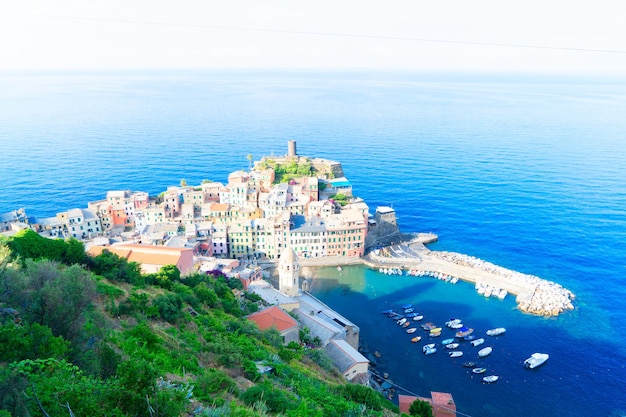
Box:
left=360, top=239, right=575, bottom=317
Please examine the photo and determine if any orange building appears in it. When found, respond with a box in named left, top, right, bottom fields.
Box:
left=88, top=243, right=194, bottom=275
left=398, top=392, right=456, bottom=417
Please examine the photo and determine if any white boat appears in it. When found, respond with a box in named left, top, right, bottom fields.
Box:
left=486, top=327, right=506, bottom=336
left=406, top=327, right=417, bottom=334
left=445, top=319, right=462, bottom=327
left=471, top=338, right=485, bottom=347
left=449, top=351, right=463, bottom=358
left=450, top=322, right=464, bottom=329
left=337, top=266, right=342, bottom=271
left=472, top=367, right=486, bottom=374
left=445, top=343, right=459, bottom=350
left=422, top=343, right=437, bottom=355
left=397, top=318, right=407, bottom=326
left=497, top=289, right=508, bottom=299
left=478, top=347, right=493, bottom=358
left=524, top=353, right=549, bottom=369
left=413, top=315, right=424, bottom=321
left=482, top=375, right=499, bottom=383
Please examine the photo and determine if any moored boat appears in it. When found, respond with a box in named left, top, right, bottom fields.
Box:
left=441, top=338, right=455, bottom=345
left=449, top=351, right=463, bottom=358
left=421, top=322, right=436, bottom=331
left=411, top=336, right=422, bottom=343
left=445, top=343, right=460, bottom=350
left=472, top=367, right=486, bottom=374
left=445, top=318, right=462, bottom=327
left=462, top=361, right=476, bottom=368
left=486, top=327, right=506, bottom=336
left=463, top=335, right=476, bottom=341
left=482, top=375, right=499, bottom=383
left=402, top=321, right=411, bottom=328
left=381, top=309, right=394, bottom=315
left=397, top=318, right=407, bottom=326
left=471, top=338, right=485, bottom=347
left=524, top=353, right=549, bottom=369
left=406, top=327, right=417, bottom=334
left=401, top=303, right=413, bottom=310
left=422, top=343, right=437, bottom=355
left=455, top=326, right=474, bottom=338
left=478, top=347, right=493, bottom=358
left=413, top=315, right=424, bottom=321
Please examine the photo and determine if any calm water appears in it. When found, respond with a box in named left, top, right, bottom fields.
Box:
left=1, top=70, right=625, bottom=417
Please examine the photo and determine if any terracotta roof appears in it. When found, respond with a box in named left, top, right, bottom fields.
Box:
left=398, top=393, right=456, bottom=417
left=87, top=244, right=192, bottom=272
left=247, top=306, right=299, bottom=332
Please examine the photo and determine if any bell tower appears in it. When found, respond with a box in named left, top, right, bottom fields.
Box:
left=278, top=246, right=300, bottom=297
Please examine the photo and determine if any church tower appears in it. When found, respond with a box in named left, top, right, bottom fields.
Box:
left=278, top=246, right=300, bottom=297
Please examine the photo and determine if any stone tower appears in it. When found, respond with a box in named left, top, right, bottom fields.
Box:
left=278, top=246, right=300, bottom=297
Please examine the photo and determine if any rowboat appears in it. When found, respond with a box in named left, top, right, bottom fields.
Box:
left=478, top=347, right=493, bottom=358
left=449, top=351, right=463, bottom=358
left=406, top=327, right=417, bottom=334
left=482, top=375, right=499, bottom=383
left=411, top=336, right=422, bottom=343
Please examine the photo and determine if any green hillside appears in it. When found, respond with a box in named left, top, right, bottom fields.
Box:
left=0, top=231, right=404, bottom=417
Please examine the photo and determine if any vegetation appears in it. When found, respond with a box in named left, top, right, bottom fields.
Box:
left=0, top=236, right=399, bottom=416
left=408, top=398, right=433, bottom=417
left=257, top=158, right=316, bottom=184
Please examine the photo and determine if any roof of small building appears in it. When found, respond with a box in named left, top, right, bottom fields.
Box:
left=325, top=339, right=368, bottom=374
left=247, top=306, right=299, bottom=333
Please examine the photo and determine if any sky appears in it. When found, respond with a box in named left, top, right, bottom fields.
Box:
left=2, top=0, right=626, bottom=74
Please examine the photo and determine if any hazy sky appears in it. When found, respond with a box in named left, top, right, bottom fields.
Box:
left=2, top=0, right=626, bottom=74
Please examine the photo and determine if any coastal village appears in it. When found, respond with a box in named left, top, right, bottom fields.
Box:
left=1, top=140, right=575, bottom=415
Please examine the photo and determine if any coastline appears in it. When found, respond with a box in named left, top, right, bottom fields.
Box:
left=296, top=233, right=575, bottom=317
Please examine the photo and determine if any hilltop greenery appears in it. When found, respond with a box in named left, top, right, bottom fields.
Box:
left=0, top=231, right=405, bottom=417
left=256, top=159, right=315, bottom=184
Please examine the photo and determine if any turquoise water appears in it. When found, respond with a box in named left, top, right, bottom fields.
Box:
left=1, top=71, right=625, bottom=416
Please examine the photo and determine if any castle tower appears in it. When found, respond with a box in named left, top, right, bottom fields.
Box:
left=287, top=140, right=297, bottom=157
left=278, top=246, right=300, bottom=297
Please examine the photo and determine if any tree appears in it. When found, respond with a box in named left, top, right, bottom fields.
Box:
left=247, top=154, right=253, bottom=171
left=180, top=178, right=187, bottom=187
left=409, top=398, right=433, bottom=417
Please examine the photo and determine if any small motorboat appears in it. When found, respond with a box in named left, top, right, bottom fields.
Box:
left=402, top=321, right=411, bottom=328
left=445, top=318, right=462, bottom=327
left=389, top=313, right=403, bottom=320
left=423, top=344, right=437, bottom=355
left=411, top=336, right=422, bottom=343
left=449, top=351, right=463, bottom=358
left=337, top=266, right=343, bottom=271
left=405, top=312, right=418, bottom=318
left=429, top=327, right=443, bottom=334
left=445, top=343, right=460, bottom=350
left=404, top=308, right=414, bottom=314
left=450, top=322, right=464, bottom=329
left=397, top=318, right=407, bottom=326
left=482, top=375, right=499, bottom=383
left=455, top=327, right=474, bottom=338
left=524, top=353, right=549, bottom=369
left=471, top=338, right=485, bottom=347
left=472, top=367, right=487, bottom=374
left=462, top=361, right=476, bottom=368
left=441, top=338, right=455, bottom=345
left=421, top=322, right=436, bottom=331
left=413, top=315, right=424, bottom=321
left=406, top=327, right=417, bottom=334
left=478, top=347, right=493, bottom=358
left=464, top=335, right=476, bottom=341
left=401, top=303, right=413, bottom=310
left=381, top=309, right=394, bottom=315
left=486, top=327, right=506, bottom=336
left=429, top=329, right=442, bottom=337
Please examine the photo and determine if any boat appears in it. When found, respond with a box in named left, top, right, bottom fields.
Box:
left=445, top=318, right=462, bottom=327
left=397, top=318, right=407, bottom=326
left=337, top=266, right=342, bottom=271
left=472, top=367, right=486, bottom=374
left=524, top=353, right=549, bottom=369
left=429, top=330, right=442, bottom=337
left=401, top=303, right=413, bottom=310
left=402, top=321, right=411, bottom=328
left=441, top=338, right=455, bottom=345
left=406, top=327, right=417, bottom=334
left=404, top=308, right=414, bottom=313
left=422, top=344, right=437, bottom=355
left=462, top=361, right=476, bottom=368
left=381, top=309, right=394, bottom=315
left=463, top=335, right=476, bottom=341
left=411, top=336, right=422, bottom=343
left=482, top=375, right=499, bottom=383
left=429, top=327, right=442, bottom=334
left=486, top=327, right=506, bottom=336
left=405, top=312, right=418, bottom=318
left=471, top=338, right=485, bottom=347
left=445, top=343, right=460, bottom=350
left=389, top=313, right=403, bottom=320
left=449, top=351, right=463, bottom=358
left=421, top=322, right=436, bottom=331
left=450, top=322, right=464, bottom=329
left=455, top=327, right=474, bottom=338
left=413, top=315, right=424, bottom=321
left=478, top=347, right=493, bottom=358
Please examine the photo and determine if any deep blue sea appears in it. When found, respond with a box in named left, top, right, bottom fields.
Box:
left=1, top=70, right=625, bottom=417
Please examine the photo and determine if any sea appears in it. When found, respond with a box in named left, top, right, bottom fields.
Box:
left=1, top=70, right=625, bottom=417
